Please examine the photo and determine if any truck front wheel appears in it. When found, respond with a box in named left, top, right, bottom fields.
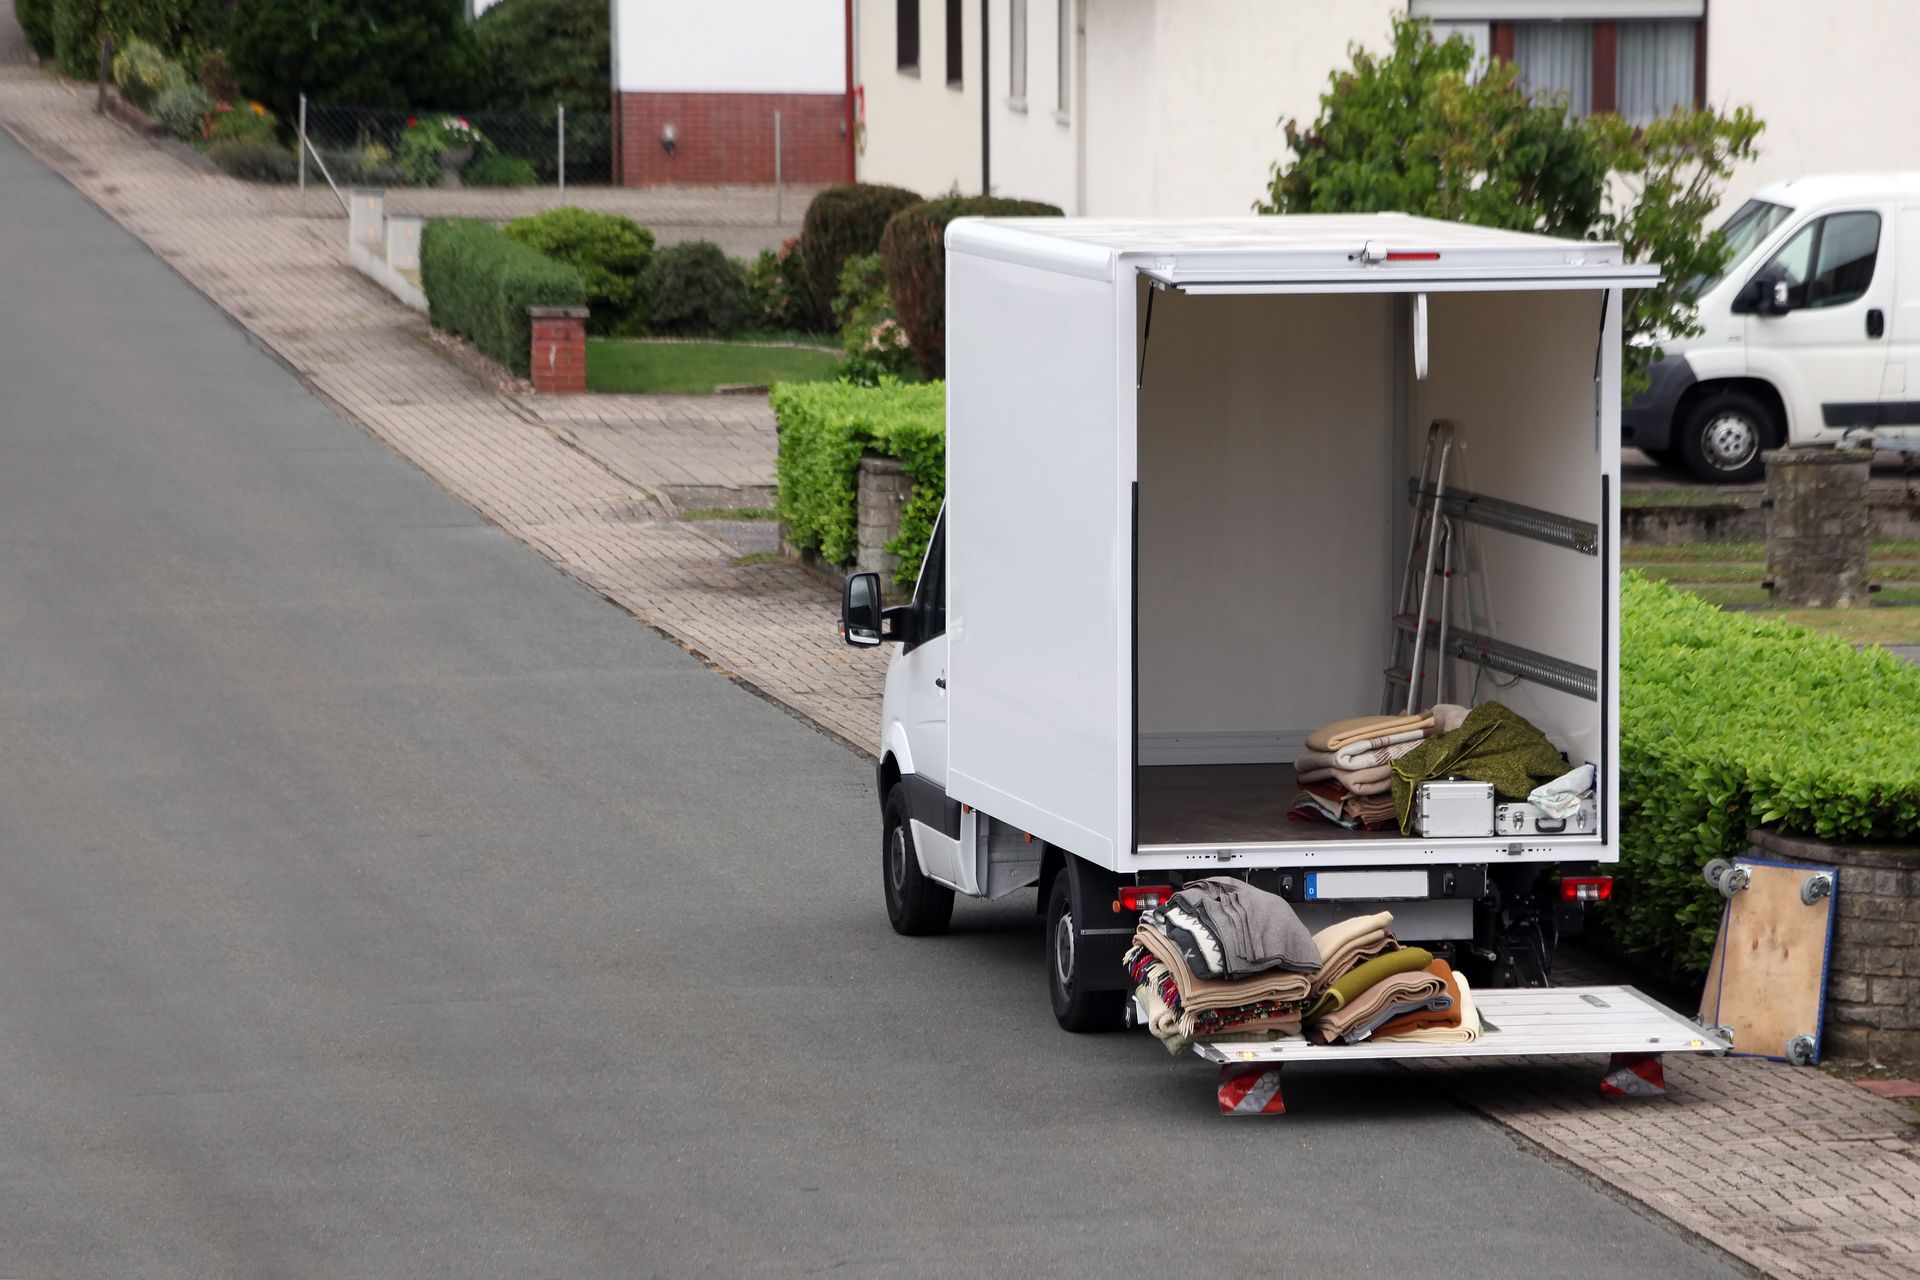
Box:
left=1678, top=390, right=1779, bottom=484
left=882, top=784, right=953, bottom=936
left=1046, top=873, right=1126, bottom=1032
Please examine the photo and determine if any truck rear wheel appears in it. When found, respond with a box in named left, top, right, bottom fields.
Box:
left=1046, top=873, right=1126, bottom=1032
left=882, top=784, right=953, bottom=936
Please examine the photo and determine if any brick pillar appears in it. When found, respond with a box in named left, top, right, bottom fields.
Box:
left=856, top=453, right=911, bottom=600
left=528, top=306, right=589, bottom=395
left=1765, top=446, right=1873, bottom=607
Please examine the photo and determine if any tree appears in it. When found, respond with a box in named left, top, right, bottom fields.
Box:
left=475, top=0, right=609, bottom=113
left=1262, top=16, right=1761, bottom=395
left=228, top=0, right=489, bottom=120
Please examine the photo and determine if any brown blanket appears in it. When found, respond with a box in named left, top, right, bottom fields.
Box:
left=1371, top=959, right=1462, bottom=1037
left=1307, top=968, right=1449, bottom=1042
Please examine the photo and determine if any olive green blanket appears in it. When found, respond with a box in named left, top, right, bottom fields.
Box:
left=1305, top=946, right=1433, bottom=1020
left=1389, top=701, right=1568, bottom=834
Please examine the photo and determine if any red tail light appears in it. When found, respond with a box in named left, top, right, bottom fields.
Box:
left=1385, top=250, right=1442, bottom=261
left=1562, top=876, right=1613, bottom=903
left=1117, top=885, right=1174, bottom=912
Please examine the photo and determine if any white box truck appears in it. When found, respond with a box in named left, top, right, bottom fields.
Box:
left=840, top=215, right=1725, bottom=1068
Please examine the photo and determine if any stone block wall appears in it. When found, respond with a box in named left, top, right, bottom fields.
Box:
left=855, top=454, right=910, bottom=599
left=1750, top=828, right=1920, bottom=1064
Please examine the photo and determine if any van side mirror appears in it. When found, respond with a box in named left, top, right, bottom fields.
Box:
left=841, top=572, right=884, bottom=647
left=1766, top=280, right=1793, bottom=315
left=1735, top=267, right=1793, bottom=317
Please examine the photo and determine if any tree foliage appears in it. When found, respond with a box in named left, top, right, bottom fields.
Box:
left=1262, top=16, right=1762, bottom=394
left=228, top=0, right=489, bottom=121
left=475, top=0, right=609, bottom=113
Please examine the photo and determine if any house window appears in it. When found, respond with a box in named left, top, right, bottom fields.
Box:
left=1056, top=0, right=1070, bottom=115
left=1513, top=21, right=1591, bottom=118
left=946, top=0, right=963, bottom=86
left=1616, top=21, right=1696, bottom=124
left=1009, top=0, right=1027, bottom=104
left=897, top=0, right=919, bottom=72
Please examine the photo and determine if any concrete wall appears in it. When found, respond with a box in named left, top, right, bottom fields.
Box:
left=1708, top=1, right=1920, bottom=212
left=857, top=0, right=984, bottom=198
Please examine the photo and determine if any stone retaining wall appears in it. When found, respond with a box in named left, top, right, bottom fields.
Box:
left=1749, top=827, right=1920, bottom=1065
left=855, top=454, right=910, bottom=599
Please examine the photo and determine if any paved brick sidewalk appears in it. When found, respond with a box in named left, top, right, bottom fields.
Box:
left=5, top=62, right=1919, bottom=1280
left=533, top=393, right=779, bottom=513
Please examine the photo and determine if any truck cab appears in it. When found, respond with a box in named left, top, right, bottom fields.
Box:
left=1624, top=172, right=1920, bottom=481
left=843, top=214, right=1648, bottom=1033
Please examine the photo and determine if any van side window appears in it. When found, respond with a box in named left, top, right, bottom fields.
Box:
left=908, top=516, right=946, bottom=649
left=1759, top=213, right=1881, bottom=311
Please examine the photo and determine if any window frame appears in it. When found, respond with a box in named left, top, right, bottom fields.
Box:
left=1490, top=16, right=1703, bottom=118
left=1008, top=0, right=1028, bottom=108
left=1055, top=0, right=1071, bottom=118
left=904, top=512, right=947, bottom=653
left=897, top=0, right=920, bottom=74
left=945, top=0, right=964, bottom=87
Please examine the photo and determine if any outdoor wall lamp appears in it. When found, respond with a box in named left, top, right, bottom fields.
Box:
left=662, top=124, right=677, bottom=156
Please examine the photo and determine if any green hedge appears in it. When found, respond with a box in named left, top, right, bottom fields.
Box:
left=419, top=219, right=587, bottom=377
left=1616, top=573, right=1920, bottom=973
left=17, top=0, right=55, bottom=58
left=52, top=0, right=227, bottom=79
left=799, top=183, right=922, bottom=321
left=879, top=195, right=1062, bottom=376
left=504, top=207, right=654, bottom=335
left=771, top=380, right=945, bottom=586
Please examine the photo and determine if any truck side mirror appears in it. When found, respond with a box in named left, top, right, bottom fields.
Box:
left=841, top=572, right=884, bottom=647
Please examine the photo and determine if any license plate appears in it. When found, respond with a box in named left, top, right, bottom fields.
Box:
left=1305, top=870, right=1429, bottom=901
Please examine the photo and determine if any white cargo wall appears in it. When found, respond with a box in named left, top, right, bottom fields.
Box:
left=946, top=249, right=1129, bottom=864
left=1410, top=289, right=1613, bottom=784
left=1136, top=290, right=1396, bottom=760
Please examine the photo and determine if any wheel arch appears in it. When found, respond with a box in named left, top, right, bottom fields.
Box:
left=877, top=751, right=903, bottom=809
left=1675, top=376, right=1791, bottom=444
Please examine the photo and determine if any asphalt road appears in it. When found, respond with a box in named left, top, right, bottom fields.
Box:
left=0, top=129, right=1746, bottom=1279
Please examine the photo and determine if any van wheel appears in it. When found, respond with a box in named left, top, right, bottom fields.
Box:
left=882, top=784, right=953, bottom=936
left=1046, top=873, right=1126, bottom=1032
left=1679, top=391, right=1779, bottom=483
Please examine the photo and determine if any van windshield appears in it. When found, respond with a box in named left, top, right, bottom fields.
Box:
left=1695, top=199, right=1793, bottom=294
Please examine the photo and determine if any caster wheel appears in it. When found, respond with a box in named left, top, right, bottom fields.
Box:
left=1703, top=859, right=1731, bottom=890
left=1786, top=1035, right=1816, bottom=1067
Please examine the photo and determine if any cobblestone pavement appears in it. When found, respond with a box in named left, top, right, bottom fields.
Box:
left=4, top=61, right=1918, bottom=1280
left=533, top=393, right=779, bottom=512
left=263, top=183, right=816, bottom=257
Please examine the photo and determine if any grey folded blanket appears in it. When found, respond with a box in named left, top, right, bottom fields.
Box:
left=1173, top=877, right=1321, bottom=977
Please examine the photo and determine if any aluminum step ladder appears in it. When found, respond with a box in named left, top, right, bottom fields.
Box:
left=1384, top=420, right=1459, bottom=715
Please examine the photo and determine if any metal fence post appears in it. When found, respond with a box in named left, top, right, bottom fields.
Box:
left=557, top=103, right=566, bottom=201
left=774, top=110, right=783, bottom=224
left=298, top=94, right=309, bottom=212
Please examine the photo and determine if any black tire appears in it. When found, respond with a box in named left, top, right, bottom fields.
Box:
left=1045, top=871, right=1126, bottom=1032
left=882, top=783, right=953, bottom=936
left=1678, top=390, right=1780, bottom=484
left=1637, top=446, right=1677, bottom=468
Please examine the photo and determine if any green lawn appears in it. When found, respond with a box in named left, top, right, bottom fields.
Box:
left=1623, top=540, right=1920, bottom=645
left=586, top=340, right=840, bottom=395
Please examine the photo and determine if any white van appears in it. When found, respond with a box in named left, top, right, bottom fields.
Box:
left=840, top=214, right=1660, bottom=1035
left=1624, top=172, right=1920, bottom=482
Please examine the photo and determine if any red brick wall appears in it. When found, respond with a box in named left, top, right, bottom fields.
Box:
left=529, top=309, right=587, bottom=395
left=616, top=91, right=849, bottom=187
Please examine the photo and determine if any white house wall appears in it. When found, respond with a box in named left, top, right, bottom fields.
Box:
left=986, top=0, right=1080, bottom=210
left=1708, top=1, right=1920, bottom=212
left=619, top=0, right=844, bottom=94
left=857, top=0, right=983, bottom=197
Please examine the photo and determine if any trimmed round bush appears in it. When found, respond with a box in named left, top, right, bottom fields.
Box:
left=206, top=135, right=298, bottom=183
left=153, top=82, right=214, bottom=141
left=642, top=241, right=749, bottom=336
left=798, top=183, right=921, bottom=321
left=879, top=195, right=1062, bottom=376
left=504, top=207, right=654, bottom=334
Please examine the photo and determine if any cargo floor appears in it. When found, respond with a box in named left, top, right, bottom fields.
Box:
left=1135, top=763, right=1391, bottom=845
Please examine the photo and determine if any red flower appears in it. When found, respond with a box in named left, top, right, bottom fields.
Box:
left=406, top=116, right=417, bottom=127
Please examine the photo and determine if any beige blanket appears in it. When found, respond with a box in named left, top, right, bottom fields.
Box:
left=1374, top=971, right=1483, bottom=1044
left=1295, top=732, right=1427, bottom=774
left=1308, top=912, right=1397, bottom=995
left=1306, top=713, right=1435, bottom=754
left=1307, top=969, right=1449, bottom=1042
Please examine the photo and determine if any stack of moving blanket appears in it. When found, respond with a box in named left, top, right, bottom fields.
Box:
left=1125, top=878, right=1320, bottom=1054
left=1291, top=707, right=1467, bottom=832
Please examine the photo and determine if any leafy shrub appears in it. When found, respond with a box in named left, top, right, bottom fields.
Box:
left=53, top=0, right=229, bottom=79
left=833, top=253, right=917, bottom=387
left=642, top=241, right=749, bottom=336
left=197, top=47, right=237, bottom=100
left=798, top=183, right=922, bottom=320
left=476, top=0, right=609, bottom=113
left=504, top=208, right=654, bottom=335
left=745, top=236, right=828, bottom=333
left=17, top=0, right=56, bottom=58
left=153, top=81, right=214, bottom=141
left=312, top=145, right=402, bottom=186
left=1615, top=574, right=1920, bottom=974
left=112, top=37, right=184, bottom=110
left=207, top=100, right=276, bottom=141
left=880, top=195, right=1063, bottom=375
left=206, top=135, right=297, bottom=182
left=397, top=115, right=485, bottom=186
left=228, top=0, right=489, bottom=122
left=772, top=380, right=946, bottom=585
left=419, top=219, right=587, bottom=377
left=463, top=152, right=539, bottom=188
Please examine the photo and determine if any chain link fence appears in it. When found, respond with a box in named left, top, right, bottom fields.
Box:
left=299, top=100, right=613, bottom=193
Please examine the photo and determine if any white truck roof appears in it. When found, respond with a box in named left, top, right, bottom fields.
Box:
left=947, top=213, right=1659, bottom=291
